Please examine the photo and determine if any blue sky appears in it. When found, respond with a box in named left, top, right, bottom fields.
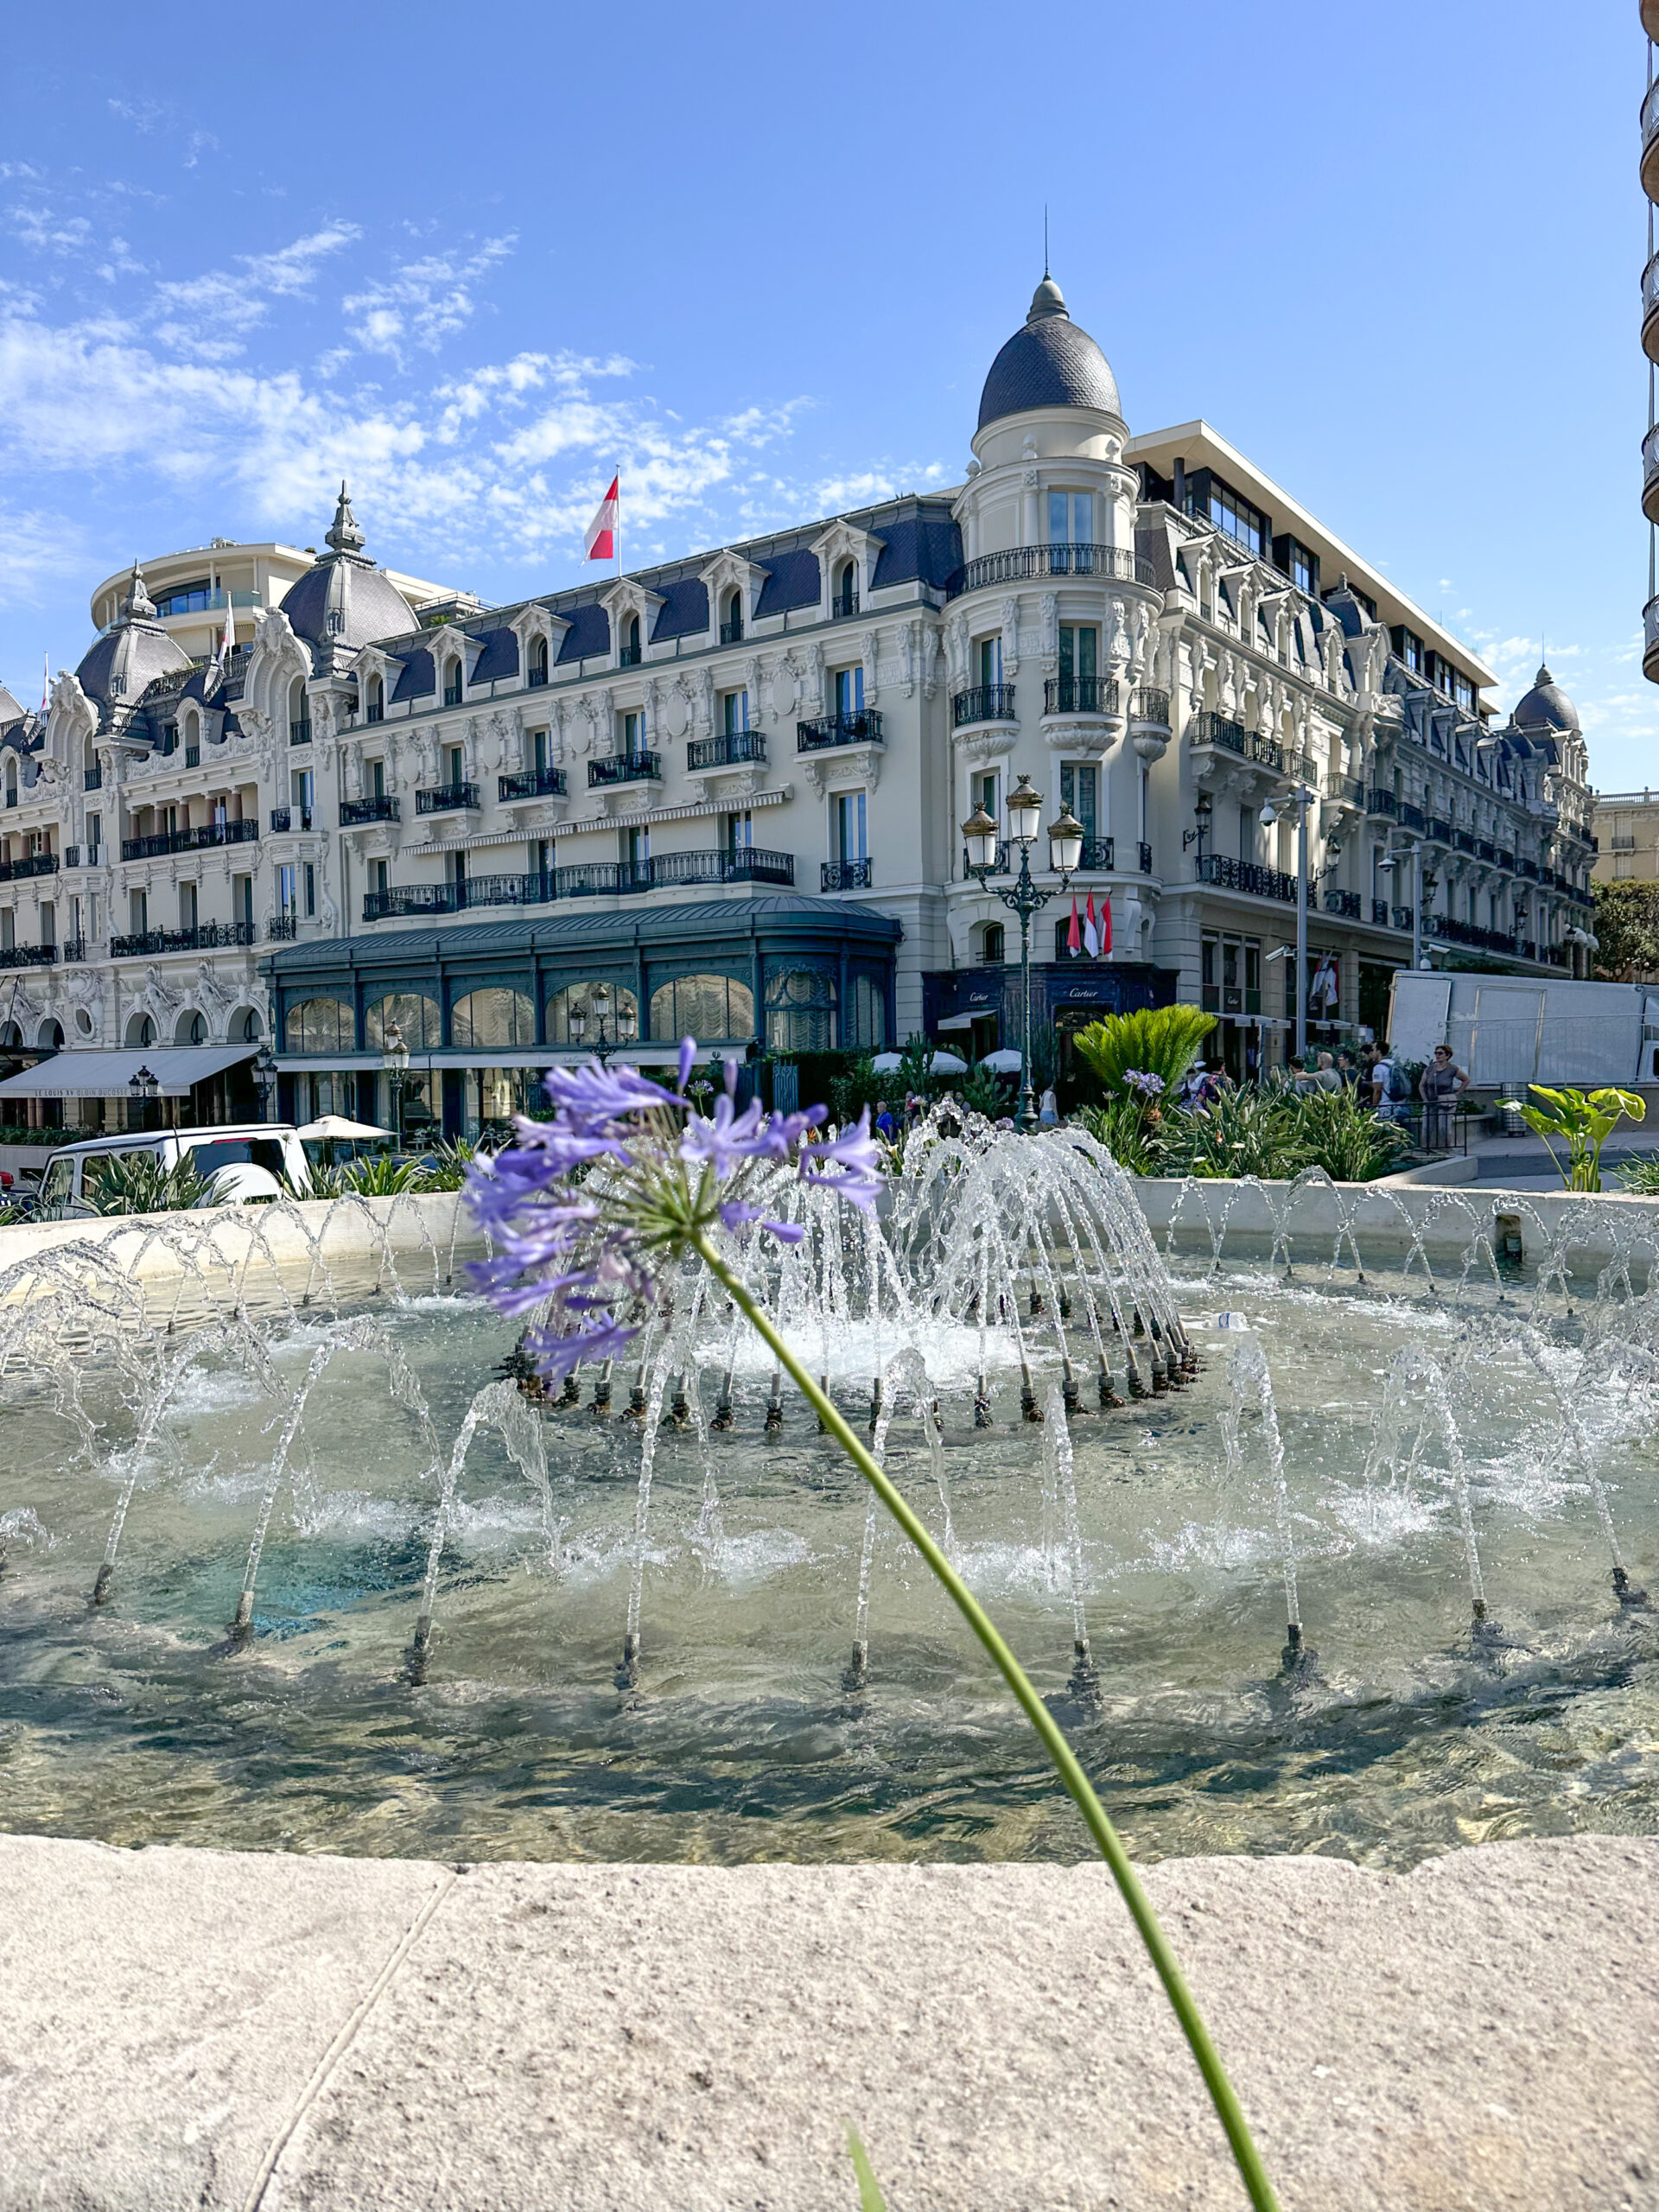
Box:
left=2, top=3, right=1653, bottom=783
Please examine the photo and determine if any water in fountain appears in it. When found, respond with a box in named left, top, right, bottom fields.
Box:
left=1, top=1127, right=1658, bottom=1869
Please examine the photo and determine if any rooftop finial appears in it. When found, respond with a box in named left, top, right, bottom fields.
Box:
left=1044, top=204, right=1049, bottom=279
left=1027, top=270, right=1067, bottom=321
left=120, top=559, right=156, bottom=622
left=326, top=480, right=365, bottom=557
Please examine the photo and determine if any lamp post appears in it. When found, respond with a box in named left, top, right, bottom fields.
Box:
left=1261, top=780, right=1317, bottom=1060
left=127, top=1063, right=159, bottom=1133
left=1183, top=790, right=1212, bottom=865
left=962, top=772, right=1083, bottom=1132
left=380, top=1020, right=410, bottom=1152
left=251, top=1041, right=277, bottom=1123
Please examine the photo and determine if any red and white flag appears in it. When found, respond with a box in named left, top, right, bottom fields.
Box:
left=216, top=591, right=234, bottom=667
left=1099, top=893, right=1113, bottom=955
left=1066, top=895, right=1082, bottom=957
left=583, top=475, right=620, bottom=563
left=38, top=651, right=48, bottom=715
left=1083, top=892, right=1100, bottom=959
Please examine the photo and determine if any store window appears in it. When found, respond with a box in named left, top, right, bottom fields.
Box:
left=651, top=972, right=755, bottom=1041
left=450, top=988, right=535, bottom=1048
left=365, top=993, right=441, bottom=1051
left=284, top=996, right=355, bottom=1052
left=763, top=969, right=834, bottom=1052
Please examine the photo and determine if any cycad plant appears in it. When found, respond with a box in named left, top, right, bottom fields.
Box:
left=82, top=1150, right=206, bottom=1215
left=1072, top=1005, right=1217, bottom=1098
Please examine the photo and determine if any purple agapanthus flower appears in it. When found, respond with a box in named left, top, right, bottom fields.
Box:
left=464, top=1043, right=881, bottom=1381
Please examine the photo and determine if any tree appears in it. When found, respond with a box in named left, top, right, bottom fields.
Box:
left=1592, top=880, right=1659, bottom=981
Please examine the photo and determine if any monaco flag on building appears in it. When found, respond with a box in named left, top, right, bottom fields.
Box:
left=583, top=475, right=620, bottom=563
left=1067, top=895, right=1082, bottom=956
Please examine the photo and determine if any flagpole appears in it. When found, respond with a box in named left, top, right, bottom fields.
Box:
left=615, top=466, right=621, bottom=581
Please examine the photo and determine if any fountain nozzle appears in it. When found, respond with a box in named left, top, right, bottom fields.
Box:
left=1613, top=1566, right=1651, bottom=1611
left=91, top=1562, right=113, bottom=1607
left=842, top=1641, right=868, bottom=1693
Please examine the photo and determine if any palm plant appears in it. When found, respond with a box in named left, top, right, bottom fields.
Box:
left=1071, top=1005, right=1217, bottom=1098
left=82, top=1150, right=206, bottom=1215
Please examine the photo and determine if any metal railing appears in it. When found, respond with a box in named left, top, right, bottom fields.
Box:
left=1372, top=899, right=1392, bottom=926
left=687, top=732, right=766, bottom=770
left=340, top=795, right=399, bottom=826
left=1427, top=816, right=1452, bottom=843
left=1398, top=800, right=1427, bottom=831
left=821, top=858, right=873, bottom=892
left=950, top=543, right=1153, bottom=594
left=1078, top=836, right=1115, bottom=869
left=1498, top=849, right=1516, bottom=869
left=1188, top=712, right=1285, bottom=772
left=442, top=683, right=463, bottom=708
left=1366, top=788, right=1398, bottom=817
left=719, top=620, right=744, bottom=645
left=184, top=746, right=200, bottom=767
left=652, top=848, right=794, bottom=889
left=1043, top=675, right=1119, bottom=716
left=1323, top=888, right=1362, bottom=918
left=588, top=752, right=661, bottom=787
left=415, top=781, right=480, bottom=815
left=110, top=921, right=257, bottom=957
left=119, top=820, right=257, bottom=862
left=1517, top=857, right=1539, bottom=880
left=831, top=588, right=859, bottom=619
left=363, top=847, right=795, bottom=921
left=0, top=852, right=58, bottom=883
left=289, top=718, right=313, bottom=746
left=269, top=808, right=314, bottom=832
left=1392, top=905, right=1415, bottom=931
left=365, top=702, right=385, bottom=723
left=499, top=766, right=569, bottom=801
left=1138, top=841, right=1154, bottom=874
left=1453, top=828, right=1477, bottom=854
left=267, top=913, right=299, bottom=940
left=798, top=709, right=884, bottom=751
left=1477, top=839, right=1497, bottom=862
left=952, top=685, right=1017, bottom=727
left=1428, top=915, right=1516, bottom=955
left=1130, top=687, right=1171, bottom=727
left=525, top=664, right=550, bottom=689
left=1196, top=852, right=1298, bottom=904
left=617, top=644, right=643, bottom=668
left=0, top=944, right=58, bottom=970
left=1324, top=774, right=1364, bottom=806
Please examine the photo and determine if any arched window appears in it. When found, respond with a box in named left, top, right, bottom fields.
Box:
left=450, top=987, right=535, bottom=1048
left=721, top=589, right=743, bottom=644
left=36, top=1018, right=63, bottom=1050
left=175, top=1010, right=207, bottom=1046
left=621, top=614, right=641, bottom=665
left=181, top=709, right=198, bottom=753
left=365, top=675, right=385, bottom=724
left=981, top=923, right=1005, bottom=964
left=125, top=1012, right=156, bottom=1047
left=546, top=982, right=639, bottom=1045
left=0, top=1022, right=21, bottom=1048
left=649, top=973, right=754, bottom=1042
left=365, top=992, right=442, bottom=1052
left=848, top=974, right=887, bottom=1049
left=443, top=658, right=463, bottom=707
left=289, top=677, right=311, bottom=745
left=284, top=995, right=355, bottom=1052
left=4, top=759, right=16, bottom=806
left=231, top=1006, right=263, bottom=1042
left=765, top=969, right=836, bottom=1052
left=528, top=635, right=550, bottom=686
left=835, top=560, right=858, bottom=618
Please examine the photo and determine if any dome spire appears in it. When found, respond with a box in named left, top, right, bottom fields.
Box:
left=325, top=481, right=365, bottom=558
left=1027, top=271, right=1067, bottom=321
left=120, top=559, right=156, bottom=622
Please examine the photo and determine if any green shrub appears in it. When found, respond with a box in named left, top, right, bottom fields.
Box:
left=1160, top=1086, right=1302, bottom=1179
left=958, top=1062, right=1014, bottom=1121
left=1073, top=1095, right=1165, bottom=1174
left=1292, top=1084, right=1410, bottom=1181
left=82, top=1151, right=207, bottom=1215
left=1071, top=1005, right=1217, bottom=1100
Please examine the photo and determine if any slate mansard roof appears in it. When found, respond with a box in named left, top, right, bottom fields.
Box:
left=978, top=277, right=1122, bottom=432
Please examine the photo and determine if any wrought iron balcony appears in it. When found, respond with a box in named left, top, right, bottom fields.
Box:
left=1077, top=836, right=1115, bottom=869
left=1130, top=687, right=1171, bottom=728
left=831, top=587, right=859, bottom=619
left=365, top=702, right=385, bottom=724
left=954, top=684, right=1018, bottom=727
left=442, top=682, right=463, bottom=708
left=1644, top=76, right=1659, bottom=201
left=687, top=732, right=767, bottom=771
left=84, top=766, right=102, bottom=792
left=1188, top=712, right=1284, bottom=772
left=415, top=781, right=480, bottom=815
left=268, top=913, right=299, bottom=941
left=1477, top=839, right=1497, bottom=863
left=110, top=921, right=257, bottom=957
left=1429, top=915, right=1516, bottom=955
left=362, top=847, right=796, bottom=923
left=719, top=619, right=744, bottom=645
left=588, top=751, right=661, bottom=787
left=1427, top=817, right=1452, bottom=844
left=1498, top=849, right=1516, bottom=870
left=289, top=717, right=313, bottom=746
left=0, top=943, right=58, bottom=970
left=1453, top=828, right=1477, bottom=855
left=1366, top=788, right=1398, bottom=817
left=340, top=795, right=400, bottom=826
left=0, top=852, right=58, bottom=883
left=1323, top=888, right=1362, bottom=918
left=617, top=644, right=643, bottom=668
left=1392, top=906, right=1415, bottom=931
left=1043, top=676, right=1119, bottom=717
left=654, top=848, right=794, bottom=888
left=498, top=766, right=569, bottom=801
left=797, top=710, right=883, bottom=751
left=119, top=820, right=257, bottom=862
left=950, top=543, right=1154, bottom=595
left=1324, top=774, right=1364, bottom=807
left=62, top=847, right=79, bottom=869
left=185, top=746, right=200, bottom=767
left=1372, top=899, right=1392, bottom=926
left=269, top=808, right=314, bottom=833
left=1517, top=857, right=1539, bottom=880
left=1398, top=801, right=1427, bottom=832
left=525, top=664, right=550, bottom=689
left=1196, top=852, right=1298, bottom=904
left=821, top=858, right=873, bottom=892
left=1137, top=841, right=1154, bottom=874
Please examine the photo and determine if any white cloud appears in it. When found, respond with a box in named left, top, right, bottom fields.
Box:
left=9, top=204, right=92, bottom=255
left=0, top=504, right=90, bottom=613
left=341, top=236, right=517, bottom=363
left=151, top=225, right=362, bottom=359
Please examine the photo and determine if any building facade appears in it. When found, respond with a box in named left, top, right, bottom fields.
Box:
left=0, top=276, right=1598, bottom=1133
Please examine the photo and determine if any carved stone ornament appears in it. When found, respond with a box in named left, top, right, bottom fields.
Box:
left=801, top=746, right=881, bottom=799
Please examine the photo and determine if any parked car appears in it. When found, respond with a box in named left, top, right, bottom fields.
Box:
left=35, top=1125, right=313, bottom=1218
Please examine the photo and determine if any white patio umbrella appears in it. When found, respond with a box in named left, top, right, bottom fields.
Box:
left=976, top=1048, right=1023, bottom=1074
left=869, top=1052, right=904, bottom=1072
left=296, top=1115, right=393, bottom=1141
left=930, top=1050, right=969, bottom=1075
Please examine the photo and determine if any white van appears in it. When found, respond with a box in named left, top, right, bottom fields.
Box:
left=35, top=1125, right=313, bottom=1217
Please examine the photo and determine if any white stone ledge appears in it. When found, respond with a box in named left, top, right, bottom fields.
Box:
left=0, top=1832, right=1654, bottom=2210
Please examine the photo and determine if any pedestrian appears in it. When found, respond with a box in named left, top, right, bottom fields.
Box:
left=874, top=1098, right=896, bottom=1142
left=1370, top=1044, right=1409, bottom=1122
left=1419, top=1044, right=1468, bottom=1150
left=1313, top=1051, right=1343, bottom=1093
left=1335, top=1048, right=1359, bottom=1090
left=1038, top=1085, right=1059, bottom=1127
left=1288, top=1055, right=1316, bottom=1096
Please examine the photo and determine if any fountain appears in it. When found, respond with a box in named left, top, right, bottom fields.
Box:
left=2, top=1121, right=1658, bottom=1870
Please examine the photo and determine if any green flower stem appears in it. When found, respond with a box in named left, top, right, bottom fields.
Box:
left=695, top=1235, right=1281, bottom=2212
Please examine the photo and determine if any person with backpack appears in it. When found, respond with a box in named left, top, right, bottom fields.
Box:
left=1370, top=1046, right=1411, bottom=1123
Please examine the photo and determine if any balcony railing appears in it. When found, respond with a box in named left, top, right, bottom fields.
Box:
left=1196, top=852, right=1298, bottom=904
left=1325, top=774, right=1364, bottom=807
left=270, top=807, right=314, bottom=833
left=687, top=732, right=767, bottom=771
left=1137, top=840, right=1154, bottom=874
left=361, top=847, right=795, bottom=922
left=1188, top=712, right=1285, bottom=772
left=1427, top=817, right=1452, bottom=844
left=184, top=746, right=200, bottom=767
left=365, top=702, right=385, bottom=724
left=0, top=943, right=58, bottom=970
left=822, top=858, right=873, bottom=892
left=268, top=913, right=299, bottom=941
left=110, top=921, right=257, bottom=958
left=1043, top=675, right=1120, bottom=717
left=0, top=852, right=58, bottom=883
left=798, top=710, right=884, bottom=751
left=1130, top=687, right=1171, bottom=728
left=84, top=766, right=102, bottom=792
left=1517, top=857, right=1539, bottom=880
left=526, top=664, right=550, bottom=689
left=1078, top=836, right=1115, bottom=870
left=290, top=718, right=313, bottom=746
left=1398, top=801, right=1427, bottom=832
left=1453, top=829, right=1477, bottom=855
left=950, top=543, right=1154, bottom=595
left=1498, top=849, right=1516, bottom=870
left=1323, top=888, right=1362, bottom=918
left=442, top=683, right=463, bottom=708
left=617, top=643, right=643, bottom=668
left=1366, top=789, right=1398, bottom=817
left=588, top=751, right=661, bottom=788
left=1372, top=899, right=1392, bottom=926
left=1429, top=915, right=1516, bottom=956
left=415, top=781, right=480, bottom=815
left=719, top=619, right=744, bottom=645
left=1392, top=906, right=1415, bottom=931
left=831, top=588, right=859, bottom=619
left=1477, top=838, right=1497, bottom=863
left=499, top=766, right=569, bottom=801
left=952, top=685, right=1017, bottom=728
left=119, top=820, right=257, bottom=862
left=1545, top=944, right=1568, bottom=966
left=340, top=795, right=400, bottom=826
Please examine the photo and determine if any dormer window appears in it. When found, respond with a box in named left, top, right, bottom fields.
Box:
left=720, top=591, right=743, bottom=646
left=327, top=609, right=345, bottom=636
left=365, top=674, right=385, bottom=724
left=620, top=615, right=642, bottom=668
left=527, top=635, right=550, bottom=687
left=442, top=658, right=463, bottom=708
left=832, top=562, right=859, bottom=620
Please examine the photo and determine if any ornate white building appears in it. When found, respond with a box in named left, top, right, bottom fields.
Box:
left=0, top=276, right=1597, bottom=1131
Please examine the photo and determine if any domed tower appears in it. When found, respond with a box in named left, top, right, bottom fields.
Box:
left=278, top=485, right=423, bottom=673
left=1511, top=661, right=1589, bottom=785
left=73, top=562, right=193, bottom=728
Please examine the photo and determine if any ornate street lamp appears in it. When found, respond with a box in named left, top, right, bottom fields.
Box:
left=128, top=1062, right=160, bottom=1132
left=251, top=1040, right=277, bottom=1122
left=961, top=778, right=1080, bottom=1133
left=566, top=999, right=588, bottom=1049
left=380, top=1020, right=410, bottom=1151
